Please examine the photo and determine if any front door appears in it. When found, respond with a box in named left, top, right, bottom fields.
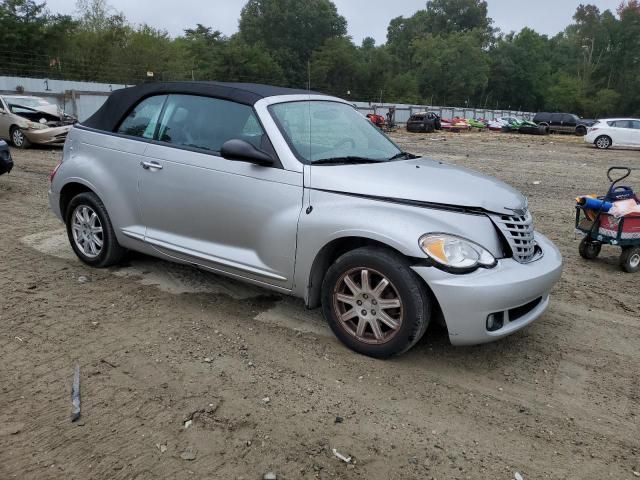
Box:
left=138, top=94, right=304, bottom=290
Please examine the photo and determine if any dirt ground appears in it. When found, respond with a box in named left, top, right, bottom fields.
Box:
left=1, top=130, right=639, bottom=480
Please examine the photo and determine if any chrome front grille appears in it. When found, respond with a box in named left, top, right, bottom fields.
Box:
left=491, top=211, right=536, bottom=263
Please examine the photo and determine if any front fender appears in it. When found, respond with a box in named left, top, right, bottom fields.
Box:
left=292, top=189, right=503, bottom=298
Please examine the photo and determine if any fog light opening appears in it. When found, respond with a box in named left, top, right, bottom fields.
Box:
left=486, top=312, right=504, bottom=332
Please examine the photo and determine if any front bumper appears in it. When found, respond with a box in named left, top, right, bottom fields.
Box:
left=24, top=125, right=72, bottom=146
left=412, top=232, right=563, bottom=346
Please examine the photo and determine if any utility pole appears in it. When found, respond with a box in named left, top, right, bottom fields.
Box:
left=307, top=60, right=311, bottom=90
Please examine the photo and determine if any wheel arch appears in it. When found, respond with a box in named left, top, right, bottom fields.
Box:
left=304, top=235, right=441, bottom=314
left=59, top=181, right=97, bottom=220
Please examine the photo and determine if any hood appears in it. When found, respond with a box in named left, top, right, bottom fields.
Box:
left=579, top=118, right=596, bottom=126
left=309, top=157, right=527, bottom=215
left=33, top=105, right=60, bottom=117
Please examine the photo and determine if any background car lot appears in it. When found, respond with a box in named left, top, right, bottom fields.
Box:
left=1, top=132, right=639, bottom=480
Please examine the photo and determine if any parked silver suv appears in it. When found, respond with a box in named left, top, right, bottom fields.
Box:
left=48, top=82, right=563, bottom=358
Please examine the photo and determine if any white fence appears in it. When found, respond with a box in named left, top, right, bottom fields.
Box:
left=0, top=76, right=534, bottom=123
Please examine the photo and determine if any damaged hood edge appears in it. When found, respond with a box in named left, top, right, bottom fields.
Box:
left=308, top=157, right=528, bottom=216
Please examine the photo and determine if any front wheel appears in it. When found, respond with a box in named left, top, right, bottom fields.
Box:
left=595, top=135, right=611, bottom=149
left=10, top=126, right=31, bottom=149
left=620, top=247, right=640, bottom=273
left=576, top=126, right=587, bottom=136
left=321, top=247, right=430, bottom=358
left=579, top=238, right=601, bottom=260
left=66, top=192, right=126, bottom=267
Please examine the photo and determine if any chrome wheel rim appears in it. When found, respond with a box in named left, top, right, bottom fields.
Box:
left=333, top=267, right=403, bottom=345
left=12, top=129, right=23, bottom=146
left=630, top=253, right=640, bottom=269
left=71, top=205, right=103, bottom=258
left=596, top=137, right=609, bottom=149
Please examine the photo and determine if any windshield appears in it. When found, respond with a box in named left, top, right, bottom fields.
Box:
left=269, top=101, right=402, bottom=164
left=5, top=97, right=53, bottom=108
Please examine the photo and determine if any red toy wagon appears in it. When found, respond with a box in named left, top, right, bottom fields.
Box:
left=575, top=167, right=640, bottom=273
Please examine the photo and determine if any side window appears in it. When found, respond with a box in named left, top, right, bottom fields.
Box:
left=117, top=95, right=167, bottom=138
left=631, top=120, right=640, bottom=130
left=563, top=114, right=576, bottom=124
left=617, top=120, right=632, bottom=129
left=550, top=113, right=563, bottom=123
left=156, top=94, right=265, bottom=152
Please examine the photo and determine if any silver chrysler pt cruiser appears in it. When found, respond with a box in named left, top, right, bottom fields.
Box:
left=49, top=82, right=563, bottom=358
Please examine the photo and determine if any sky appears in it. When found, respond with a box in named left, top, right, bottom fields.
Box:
left=45, top=0, right=618, bottom=44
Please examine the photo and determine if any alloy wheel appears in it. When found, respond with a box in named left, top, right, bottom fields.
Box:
left=12, top=129, right=24, bottom=147
left=596, top=137, right=610, bottom=149
left=630, top=253, right=640, bottom=269
left=71, top=205, right=104, bottom=258
left=332, top=267, right=404, bottom=345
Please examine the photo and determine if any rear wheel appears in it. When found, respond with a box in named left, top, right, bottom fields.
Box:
left=321, top=247, right=430, bottom=358
left=579, top=238, right=601, bottom=260
left=10, top=126, right=30, bottom=149
left=595, top=135, right=611, bottom=149
left=65, top=192, right=126, bottom=267
left=620, top=247, right=640, bottom=273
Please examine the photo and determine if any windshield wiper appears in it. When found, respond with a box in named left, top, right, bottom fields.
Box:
left=312, top=156, right=385, bottom=166
left=388, top=151, right=418, bottom=161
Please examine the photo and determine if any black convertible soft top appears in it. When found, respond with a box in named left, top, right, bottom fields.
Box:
left=83, top=81, right=320, bottom=132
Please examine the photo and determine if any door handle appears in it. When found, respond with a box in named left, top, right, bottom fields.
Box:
left=141, top=161, right=163, bottom=170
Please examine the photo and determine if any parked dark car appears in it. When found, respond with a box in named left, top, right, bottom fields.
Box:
left=407, top=111, right=441, bottom=133
left=0, top=139, right=13, bottom=176
left=533, top=112, right=596, bottom=135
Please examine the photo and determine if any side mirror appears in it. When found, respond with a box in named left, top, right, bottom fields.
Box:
left=220, top=139, right=274, bottom=167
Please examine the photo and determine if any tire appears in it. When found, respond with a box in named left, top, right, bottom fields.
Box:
left=620, top=247, right=640, bottom=273
left=579, top=238, right=601, bottom=260
left=321, top=246, right=431, bottom=358
left=10, top=126, right=31, bottom=149
left=576, top=126, right=587, bottom=136
left=595, top=135, right=612, bottom=150
left=65, top=192, right=126, bottom=268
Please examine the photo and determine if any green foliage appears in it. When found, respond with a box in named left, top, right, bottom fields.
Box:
left=412, top=30, right=489, bottom=106
left=0, top=0, right=639, bottom=115
left=488, top=28, right=551, bottom=111
left=238, top=0, right=347, bottom=86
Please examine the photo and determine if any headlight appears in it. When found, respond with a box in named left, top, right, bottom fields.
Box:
left=419, top=233, right=496, bottom=272
left=27, top=121, right=47, bottom=130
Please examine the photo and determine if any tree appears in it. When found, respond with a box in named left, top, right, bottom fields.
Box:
left=311, top=37, right=360, bottom=96
left=238, top=0, right=347, bottom=86
left=487, top=28, right=551, bottom=111
left=423, top=0, right=494, bottom=41
left=387, top=0, right=494, bottom=63
left=0, top=0, right=50, bottom=75
left=412, top=31, right=490, bottom=106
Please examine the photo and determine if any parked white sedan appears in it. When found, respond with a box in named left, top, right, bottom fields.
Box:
left=585, top=118, right=640, bottom=149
